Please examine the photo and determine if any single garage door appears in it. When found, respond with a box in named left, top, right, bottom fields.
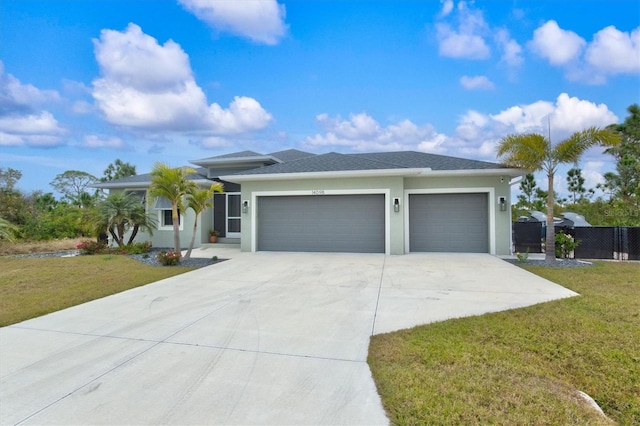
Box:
left=257, top=194, right=385, bottom=253
left=409, top=193, right=488, bottom=253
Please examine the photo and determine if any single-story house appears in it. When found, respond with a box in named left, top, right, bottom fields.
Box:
left=94, top=149, right=524, bottom=255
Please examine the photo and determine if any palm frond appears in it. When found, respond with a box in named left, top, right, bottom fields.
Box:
left=496, top=133, right=549, bottom=171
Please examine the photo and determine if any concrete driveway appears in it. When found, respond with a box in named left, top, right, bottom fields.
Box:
left=1, top=250, right=577, bottom=425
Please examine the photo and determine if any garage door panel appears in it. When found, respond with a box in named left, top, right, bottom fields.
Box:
left=409, top=193, right=488, bottom=253
left=258, top=195, right=385, bottom=253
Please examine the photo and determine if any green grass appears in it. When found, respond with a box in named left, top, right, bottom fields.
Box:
left=0, top=255, right=197, bottom=326
left=368, top=262, right=640, bottom=425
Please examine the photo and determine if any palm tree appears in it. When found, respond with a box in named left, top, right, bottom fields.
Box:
left=497, top=126, right=619, bottom=263
left=96, top=192, right=156, bottom=247
left=126, top=202, right=157, bottom=246
left=148, top=163, right=198, bottom=253
left=183, top=183, right=224, bottom=260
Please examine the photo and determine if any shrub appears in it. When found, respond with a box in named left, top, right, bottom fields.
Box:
left=157, top=250, right=181, bottom=266
left=76, top=239, right=107, bottom=255
left=555, top=232, right=580, bottom=259
left=114, top=241, right=153, bottom=255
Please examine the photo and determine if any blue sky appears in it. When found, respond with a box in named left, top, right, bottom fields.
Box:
left=1, top=0, right=639, bottom=198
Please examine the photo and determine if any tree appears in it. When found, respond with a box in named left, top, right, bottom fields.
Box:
left=50, top=170, right=98, bottom=207
left=566, top=167, right=593, bottom=204
left=517, top=173, right=537, bottom=207
left=147, top=163, right=198, bottom=253
left=101, top=159, right=137, bottom=182
left=96, top=192, right=156, bottom=247
left=497, top=127, right=619, bottom=263
left=183, top=183, right=224, bottom=260
left=605, top=104, right=640, bottom=203
left=0, top=168, right=22, bottom=191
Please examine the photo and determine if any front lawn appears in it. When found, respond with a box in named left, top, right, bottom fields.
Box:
left=368, top=262, right=640, bottom=425
left=0, top=255, right=197, bottom=326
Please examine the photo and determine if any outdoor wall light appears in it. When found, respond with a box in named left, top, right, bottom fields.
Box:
left=498, top=196, right=507, bottom=211
left=393, top=197, right=401, bottom=212
left=242, top=200, right=249, bottom=213
left=500, top=176, right=505, bottom=183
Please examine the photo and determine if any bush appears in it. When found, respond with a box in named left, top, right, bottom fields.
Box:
left=555, top=232, right=580, bottom=259
left=157, top=250, right=181, bottom=266
left=77, top=239, right=107, bottom=255
left=113, top=241, right=152, bottom=255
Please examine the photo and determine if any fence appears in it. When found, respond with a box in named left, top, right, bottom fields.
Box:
left=513, top=223, right=640, bottom=260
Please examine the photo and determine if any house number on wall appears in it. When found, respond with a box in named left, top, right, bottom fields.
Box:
left=311, top=190, right=325, bottom=195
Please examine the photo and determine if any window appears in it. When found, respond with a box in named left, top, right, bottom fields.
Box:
left=154, top=197, right=182, bottom=230
left=126, top=190, right=146, bottom=204
left=162, top=209, right=180, bottom=226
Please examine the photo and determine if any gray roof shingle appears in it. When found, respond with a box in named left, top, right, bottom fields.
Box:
left=230, top=151, right=507, bottom=175
left=269, top=149, right=316, bottom=162
left=196, top=150, right=264, bottom=161
left=350, top=151, right=507, bottom=170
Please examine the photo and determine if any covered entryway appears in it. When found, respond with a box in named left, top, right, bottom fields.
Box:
left=257, top=194, right=385, bottom=253
left=409, top=193, right=488, bottom=253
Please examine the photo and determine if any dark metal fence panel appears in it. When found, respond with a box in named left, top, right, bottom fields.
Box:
left=513, top=222, right=543, bottom=253
left=573, top=227, right=615, bottom=259
left=622, top=227, right=640, bottom=260
left=512, top=224, right=640, bottom=260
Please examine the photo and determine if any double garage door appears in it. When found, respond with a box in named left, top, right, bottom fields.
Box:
left=257, top=194, right=385, bottom=253
left=409, top=193, right=488, bottom=253
left=255, top=192, right=488, bottom=253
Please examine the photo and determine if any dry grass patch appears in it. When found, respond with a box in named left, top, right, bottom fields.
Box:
left=0, top=255, right=197, bottom=326
left=0, top=238, right=85, bottom=256
left=369, top=262, right=639, bottom=425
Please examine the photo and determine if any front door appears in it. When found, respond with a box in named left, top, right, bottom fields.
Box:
left=226, top=193, right=241, bottom=238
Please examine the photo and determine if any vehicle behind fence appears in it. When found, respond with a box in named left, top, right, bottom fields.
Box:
left=513, top=223, right=640, bottom=260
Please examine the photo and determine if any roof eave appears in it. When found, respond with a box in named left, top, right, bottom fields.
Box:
left=418, top=168, right=526, bottom=178
left=221, top=168, right=428, bottom=182
left=221, top=167, right=525, bottom=183
left=190, top=155, right=281, bottom=167
left=92, top=178, right=214, bottom=189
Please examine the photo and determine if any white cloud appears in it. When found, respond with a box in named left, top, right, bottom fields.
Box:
left=91, top=23, right=272, bottom=134
left=528, top=21, right=638, bottom=84
left=585, top=26, right=640, bottom=75
left=300, top=93, right=619, bottom=189
left=0, top=132, right=23, bottom=146
left=529, top=20, right=585, bottom=66
left=436, top=23, right=490, bottom=59
left=439, top=0, right=454, bottom=17
left=83, top=134, right=126, bottom=149
left=549, top=93, right=618, bottom=136
left=306, top=113, right=448, bottom=153
left=435, top=1, right=490, bottom=59
left=494, top=28, right=523, bottom=68
left=178, top=0, right=287, bottom=45
left=0, top=61, right=64, bottom=147
left=0, top=61, right=60, bottom=115
left=72, top=100, right=93, bottom=114
left=460, top=75, right=495, bottom=90
left=490, top=100, right=555, bottom=134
